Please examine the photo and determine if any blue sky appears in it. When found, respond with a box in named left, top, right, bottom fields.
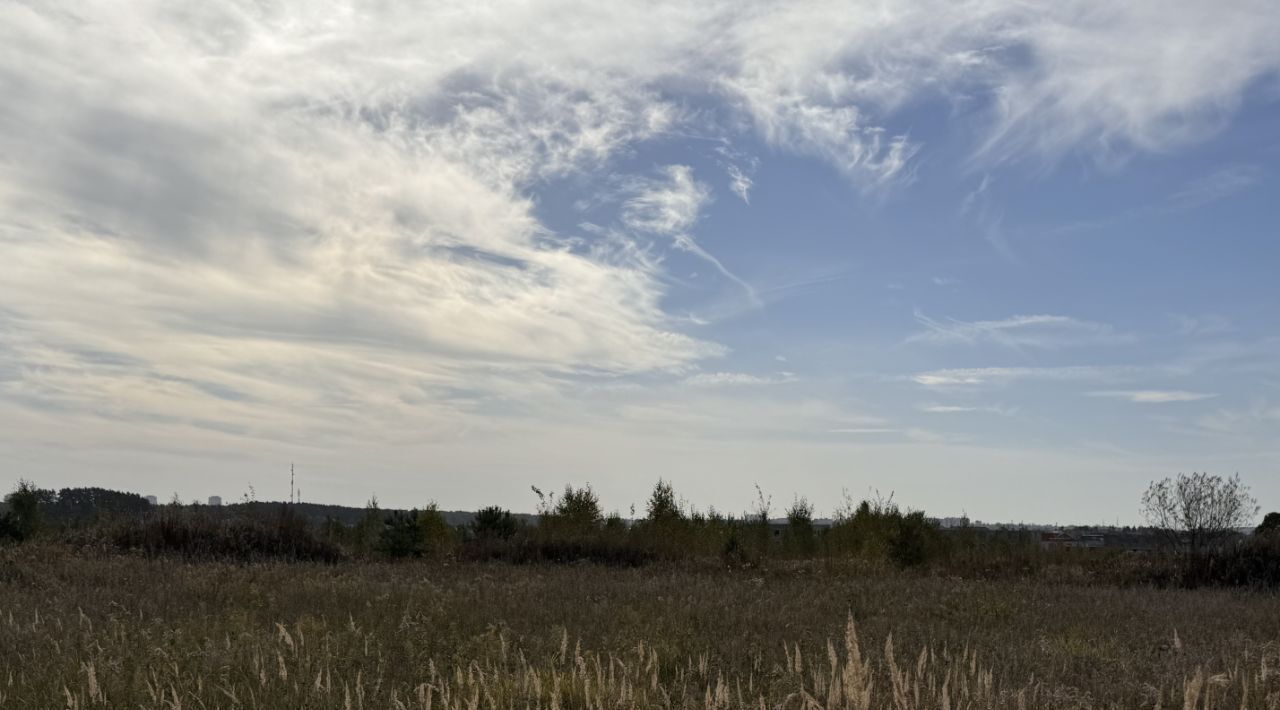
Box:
left=2, top=1, right=1279, bottom=523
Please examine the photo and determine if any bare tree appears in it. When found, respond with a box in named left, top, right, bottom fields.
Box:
left=1141, top=473, right=1258, bottom=554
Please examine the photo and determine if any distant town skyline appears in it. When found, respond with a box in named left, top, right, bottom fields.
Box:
left=2, top=1, right=1279, bottom=524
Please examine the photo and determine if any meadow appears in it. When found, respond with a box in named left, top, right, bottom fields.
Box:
left=3, top=547, right=1280, bottom=709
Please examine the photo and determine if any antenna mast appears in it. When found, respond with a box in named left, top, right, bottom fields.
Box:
left=290, top=463, right=295, bottom=505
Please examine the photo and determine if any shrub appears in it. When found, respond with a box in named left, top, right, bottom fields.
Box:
left=1256, top=512, right=1280, bottom=537
left=784, top=497, right=816, bottom=556
left=1175, top=535, right=1280, bottom=588
left=889, top=511, right=944, bottom=568
left=98, top=504, right=342, bottom=562
left=0, top=513, right=21, bottom=543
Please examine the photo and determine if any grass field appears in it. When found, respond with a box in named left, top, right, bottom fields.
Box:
left=3, top=548, right=1279, bottom=709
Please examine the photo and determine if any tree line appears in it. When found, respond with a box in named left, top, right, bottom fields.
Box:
left=4, top=473, right=1279, bottom=586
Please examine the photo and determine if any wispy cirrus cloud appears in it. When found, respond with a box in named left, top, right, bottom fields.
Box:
left=620, top=165, right=759, bottom=304
left=683, top=372, right=797, bottom=388
left=909, top=310, right=1132, bottom=350
left=1166, top=165, right=1263, bottom=209
left=2, top=0, right=1279, bottom=504
left=621, top=165, right=711, bottom=237
left=911, top=365, right=1132, bottom=387
left=1088, top=390, right=1218, bottom=403
left=1195, top=401, right=1280, bottom=436
left=976, top=3, right=1280, bottom=163
left=726, top=165, right=755, bottom=204
left=919, top=403, right=1018, bottom=415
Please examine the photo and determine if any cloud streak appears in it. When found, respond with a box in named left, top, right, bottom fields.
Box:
left=621, top=165, right=759, bottom=304
left=1089, top=390, right=1218, bottom=403
left=909, top=310, right=1131, bottom=350
left=920, top=403, right=1018, bottom=415
left=683, top=372, right=797, bottom=388
left=911, top=365, right=1135, bottom=387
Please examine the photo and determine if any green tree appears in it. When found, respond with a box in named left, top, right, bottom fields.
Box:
left=48, top=487, right=150, bottom=524
left=553, top=484, right=602, bottom=534
left=471, top=505, right=517, bottom=540
left=3, top=480, right=47, bottom=541
left=377, top=510, right=424, bottom=558
left=417, top=503, right=455, bottom=557
left=1256, top=512, right=1280, bottom=537
left=646, top=480, right=683, bottom=523
left=350, top=496, right=382, bottom=554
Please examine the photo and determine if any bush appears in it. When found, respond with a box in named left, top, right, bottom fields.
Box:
left=0, top=513, right=21, bottom=543
left=889, top=511, right=944, bottom=568
left=97, top=504, right=343, bottom=562
left=784, top=497, right=816, bottom=556
left=1176, top=536, right=1280, bottom=588
left=1256, top=512, right=1280, bottom=537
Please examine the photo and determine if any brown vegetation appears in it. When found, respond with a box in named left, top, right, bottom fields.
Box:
left=2, top=549, right=1280, bottom=709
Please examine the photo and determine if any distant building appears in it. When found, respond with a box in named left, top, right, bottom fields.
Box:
left=208, top=496, right=223, bottom=507
left=145, top=495, right=158, bottom=506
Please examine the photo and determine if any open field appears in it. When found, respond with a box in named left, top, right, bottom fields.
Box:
left=3, top=549, right=1280, bottom=709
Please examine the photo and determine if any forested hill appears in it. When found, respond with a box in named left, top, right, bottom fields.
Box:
left=228, top=501, right=539, bottom=528
left=5, top=485, right=541, bottom=529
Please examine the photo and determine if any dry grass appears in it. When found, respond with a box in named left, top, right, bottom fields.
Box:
left=2, top=547, right=1279, bottom=709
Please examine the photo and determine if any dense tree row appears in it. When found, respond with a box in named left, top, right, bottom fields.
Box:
left=4, top=474, right=1278, bottom=586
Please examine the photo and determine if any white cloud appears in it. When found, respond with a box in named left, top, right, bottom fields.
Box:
left=1, top=0, right=1278, bottom=492
left=920, top=403, right=1017, bottom=415
left=977, top=3, right=1280, bottom=163
left=911, top=365, right=1126, bottom=387
left=621, top=165, right=711, bottom=237
left=1167, top=165, right=1263, bottom=209
left=910, top=310, right=1131, bottom=349
left=1171, top=314, right=1233, bottom=337
left=1195, top=402, right=1280, bottom=435
left=1089, top=390, right=1218, bottom=403
left=620, top=165, right=758, bottom=303
left=683, top=372, right=797, bottom=388
left=727, top=165, right=754, bottom=204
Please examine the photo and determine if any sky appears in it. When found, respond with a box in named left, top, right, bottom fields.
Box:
left=2, top=1, right=1279, bottom=524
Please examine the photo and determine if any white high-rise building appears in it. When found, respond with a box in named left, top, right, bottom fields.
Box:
left=145, top=495, right=158, bottom=506
left=208, top=496, right=222, bottom=507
